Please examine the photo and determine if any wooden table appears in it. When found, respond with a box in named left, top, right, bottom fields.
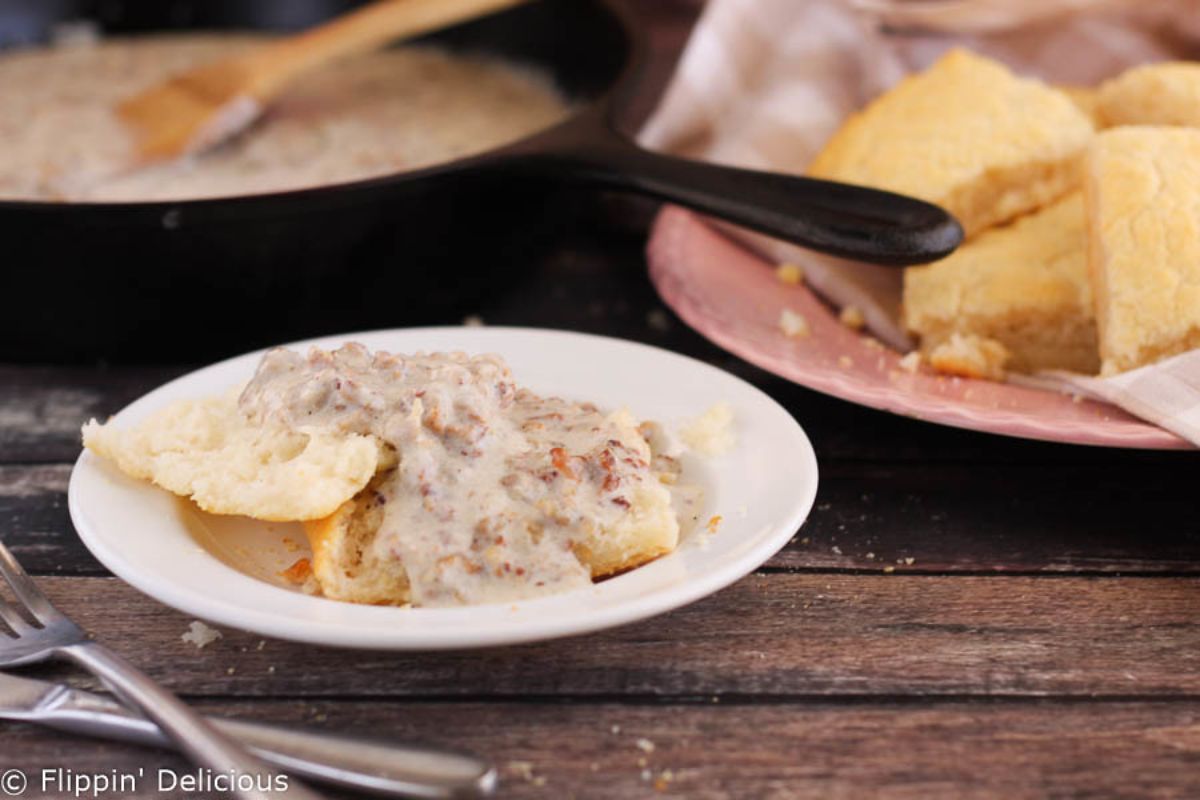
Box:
left=4, top=207, right=1200, bottom=798
left=5, top=6, right=1200, bottom=798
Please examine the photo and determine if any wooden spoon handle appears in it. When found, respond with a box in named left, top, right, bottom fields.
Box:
left=246, top=0, right=528, bottom=98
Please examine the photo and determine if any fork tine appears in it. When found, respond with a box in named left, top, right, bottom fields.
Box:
left=0, top=539, right=60, bottom=623
left=0, top=596, right=29, bottom=635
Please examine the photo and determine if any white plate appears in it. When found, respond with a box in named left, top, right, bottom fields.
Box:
left=68, top=327, right=818, bottom=650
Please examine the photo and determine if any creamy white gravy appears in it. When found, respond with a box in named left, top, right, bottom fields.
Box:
left=0, top=34, right=567, bottom=201
left=239, top=344, right=682, bottom=607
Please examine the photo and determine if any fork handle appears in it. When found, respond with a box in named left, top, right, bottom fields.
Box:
left=36, top=686, right=496, bottom=797
left=61, top=642, right=323, bottom=800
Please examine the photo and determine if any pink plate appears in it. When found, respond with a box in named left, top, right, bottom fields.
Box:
left=648, top=207, right=1192, bottom=450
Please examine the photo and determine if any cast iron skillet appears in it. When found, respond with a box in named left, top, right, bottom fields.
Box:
left=0, top=0, right=961, bottom=362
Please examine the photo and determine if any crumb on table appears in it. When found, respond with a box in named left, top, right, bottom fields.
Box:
left=181, top=620, right=222, bottom=649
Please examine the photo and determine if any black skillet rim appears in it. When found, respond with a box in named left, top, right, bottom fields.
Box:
left=0, top=0, right=647, bottom=217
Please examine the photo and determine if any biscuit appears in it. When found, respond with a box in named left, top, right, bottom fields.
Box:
left=903, top=193, right=1099, bottom=374
left=1086, top=126, right=1200, bottom=374
left=1097, top=62, right=1200, bottom=128
left=82, top=392, right=379, bottom=521
left=303, top=473, right=412, bottom=605
left=809, top=49, right=1094, bottom=237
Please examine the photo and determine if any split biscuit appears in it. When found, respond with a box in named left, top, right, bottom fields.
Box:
left=82, top=392, right=379, bottom=521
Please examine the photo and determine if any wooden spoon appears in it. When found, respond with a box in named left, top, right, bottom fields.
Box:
left=117, top=0, right=527, bottom=163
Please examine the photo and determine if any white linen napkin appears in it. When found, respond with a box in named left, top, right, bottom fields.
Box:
left=639, top=0, right=1200, bottom=445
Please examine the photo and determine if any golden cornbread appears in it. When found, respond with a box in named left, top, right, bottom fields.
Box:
left=1059, top=85, right=1102, bottom=125
left=1086, top=127, right=1200, bottom=375
left=903, top=194, right=1099, bottom=374
left=1097, top=62, right=1200, bottom=128
left=808, top=49, right=1094, bottom=237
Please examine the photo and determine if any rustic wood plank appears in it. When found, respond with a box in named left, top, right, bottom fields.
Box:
left=0, top=365, right=185, bottom=463
left=4, top=333, right=1196, bottom=468
left=5, top=699, right=1200, bottom=799
left=0, top=465, right=105, bottom=574
left=5, top=460, right=1197, bottom=576
left=778, top=461, right=1200, bottom=573
left=22, top=575, right=1200, bottom=699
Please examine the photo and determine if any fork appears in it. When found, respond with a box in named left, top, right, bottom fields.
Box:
left=0, top=540, right=323, bottom=800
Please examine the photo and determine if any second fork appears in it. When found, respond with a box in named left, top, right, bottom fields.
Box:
left=0, top=539, right=324, bottom=800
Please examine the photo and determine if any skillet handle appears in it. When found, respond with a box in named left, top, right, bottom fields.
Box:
left=501, top=119, right=963, bottom=267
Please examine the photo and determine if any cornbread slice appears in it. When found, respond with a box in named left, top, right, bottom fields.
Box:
left=1098, top=62, right=1200, bottom=128
left=1059, top=85, right=1102, bottom=125
left=903, top=193, right=1099, bottom=374
left=82, top=393, right=379, bottom=521
left=809, top=49, right=1094, bottom=237
left=1086, top=127, right=1200, bottom=374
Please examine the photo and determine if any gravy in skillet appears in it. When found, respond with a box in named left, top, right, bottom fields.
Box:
left=0, top=34, right=568, bottom=202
